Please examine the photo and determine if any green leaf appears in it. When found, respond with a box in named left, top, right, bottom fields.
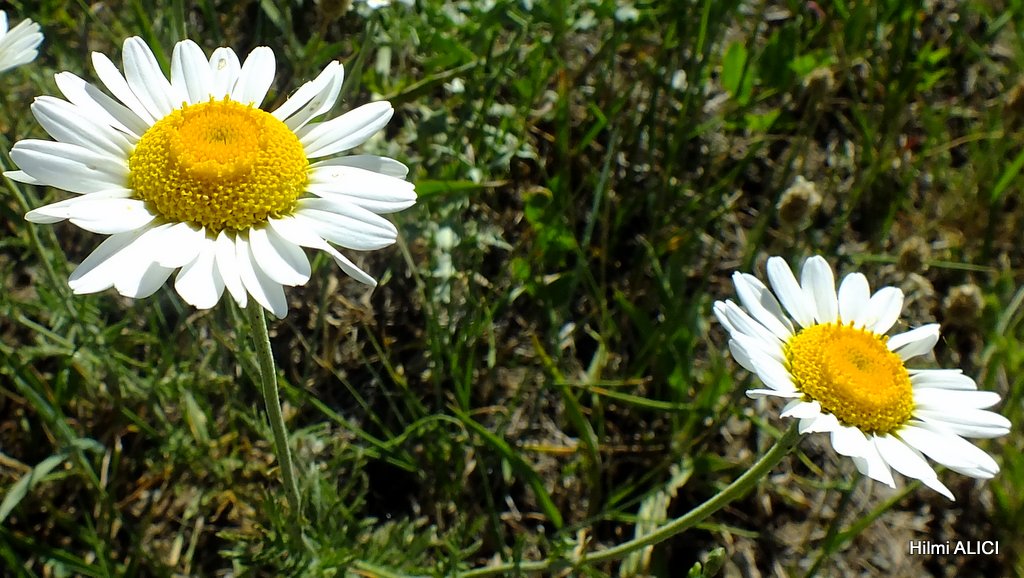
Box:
left=0, top=454, right=68, bottom=523
left=452, top=408, right=564, bottom=529
left=721, top=42, right=753, bottom=105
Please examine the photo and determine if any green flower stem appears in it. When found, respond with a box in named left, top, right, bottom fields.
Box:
left=246, top=301, right=302, bottom=516
left=456, top=422, right=803, bottom=577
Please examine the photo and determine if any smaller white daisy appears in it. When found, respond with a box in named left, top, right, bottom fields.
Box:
left=714, top=255, right=1010, bottom=500
left=0, top=11, right=43, bottom=74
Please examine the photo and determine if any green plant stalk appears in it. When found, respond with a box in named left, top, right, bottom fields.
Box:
left=455, top=422, right=802, bottom=577
left=245, top=301, right=302, bottom=516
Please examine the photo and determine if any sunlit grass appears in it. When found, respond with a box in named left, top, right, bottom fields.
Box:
left=1, top=0, right=1023, bottom=576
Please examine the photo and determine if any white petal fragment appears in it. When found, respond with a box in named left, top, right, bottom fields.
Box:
left=122, top=36, right=182, bottom=119
left=307, top=164, right=417, bottom=214
left=208, top=47, right=241, bottom=97
left=909, top=369, right=977, bottom=391
left=171, top=39, right=214, bottom=104
left=295, top=197, right=399, bottom=250
left=175, top=236, right=225, bottom=309
left=231, top=46, right=276, bottom=106
left=801, top=255, right=838, bottom=323
left=92, top=49, right=156, bottom=125
left=236, top=234, right=288, bottom=318
left=732, top=272, right=793, bottom=340
left=215, top=231, right=247, bottom=307
left=866, top=287, right=904, bottom=335
left=31, top=96, right=135, bottom=157
left=11, top=140, right=128, bottom=194
left=837, top=272, right=870, bottom=327
left=311, top=154, right=410, bottom=179
left=54, top=71, right=149, bottom=138
left=248, top=226, right=310, bottom=286
left=273, top=61, right=344, bottom=129
left=68, top=228, right=149, bottom=294
left=766, top=256, right=816, bottom=328
left=898, top=425, right=1000, bottom=479
left=888, top=324, right=940, bottom=360
left=268, top=216, right=377, bottom=286
left=300, top=101, right=394, bottom=159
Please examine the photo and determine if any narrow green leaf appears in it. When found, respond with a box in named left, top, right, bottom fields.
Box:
left=0, top=454, right=67, bottom=523
left=452, top=408, right=564, bottom=529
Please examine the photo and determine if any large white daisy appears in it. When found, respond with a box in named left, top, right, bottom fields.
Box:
left=6, top=37, right=416, bottom=318
left=714, top=255, right=1009, bottom=500
left=0, top=11, right=43, bottom=74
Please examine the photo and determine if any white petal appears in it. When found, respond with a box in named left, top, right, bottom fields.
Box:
left=215, top=231, right=247, bottom=307
left=31, top=97, right=135, bottom=157
left=300, top=101, right=394, bottom=159
left=0, top=17, right=41, bottom=73
left=268, top=216, right=377, bottom=286
left=11, top=140, right=128, bottom=194
left=781, top=399, right=821, bottom=419
left=726, top=338, right=756, bottom=373
left=800, top=411, right=840, bottom=434
left=909, top=369, right=977, bottom=391
left=310, top=154, right=409, bottom=179
left=4, top=170, right=42, bottom=186
left=174, top=237, right=225, bottom=309
left=236, top=235, right=288, bottom=318
left=766, top=256, right=816, bottom=328
left=746, top=389, right=802, bottom=399
left=294, top=198, right=398, bottom=250
left=54, top=71, right=149, bottom=138
left=851, top=435, right=896, bottom=488
left=801, top=256, right=838, bottom=323
left=111, top=225, right=176, bottom=298
left=153, top=222, right=206, bottom=268
left=873, top=434, right=951, bottom=500
left=837, top=272, right=870, bottom=327
left=714, top=300, right=785, bottom=356
left=248, top=226, right=310, bottom=286
left=913, top=389, right=1001, bottom=410
left=231, top=46, right=276, bottom=106
left=171, top=39, right=213, bottom=104
left=64, top=198, right=156, bottom=234
left=208, top=47, right=241, bottom=96
left=122, top=36, right=181, bottom=119
left=888, top=324, right=940, bottom=360
left=731, top=272, right=793, bottom=340
left=92, top=49, right=156, bottom=124
left=865, top=287, right=904, bottom=335
left=25, top=188, right=133, bottom=224
left=915, top=409, right=1011, bottom=439
left=898, top=424, right=1000, bottom=479
left=830, top=423, right=868, bottom=456
left=68, top=228, right=150, bottom=294
left=307, top=164, right=417, bottom=214
left=273, top=61, right=344, bottom=130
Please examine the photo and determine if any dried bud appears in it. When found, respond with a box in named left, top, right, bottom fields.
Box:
left=776, top=176, right=822, bottom=229
left=897, top=236, right=932, bottom=273
left=943, top=283, right=984, bottom=326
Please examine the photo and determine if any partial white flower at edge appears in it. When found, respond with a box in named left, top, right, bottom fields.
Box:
left=0, top=11, right=43, bottom=74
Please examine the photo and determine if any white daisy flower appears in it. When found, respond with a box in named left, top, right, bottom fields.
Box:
left=0, top=11, right=43, bottom=74
left=714, top=255, right=1010, bottom=500
left=6, top=37, right=416, bottom=318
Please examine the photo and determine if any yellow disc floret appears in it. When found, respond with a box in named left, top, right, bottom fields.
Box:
left=129, top=98, right=308, bottom=234
left=786, top=322, right=914, bottom=434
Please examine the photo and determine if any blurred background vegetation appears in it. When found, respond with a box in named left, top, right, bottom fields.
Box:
left=2, top=0, right=1024, bottom=576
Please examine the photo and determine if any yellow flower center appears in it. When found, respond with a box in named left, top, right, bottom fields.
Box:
left=785, top=322, right=913, bottom=434
left=128, top=98, right=308, bottom=234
